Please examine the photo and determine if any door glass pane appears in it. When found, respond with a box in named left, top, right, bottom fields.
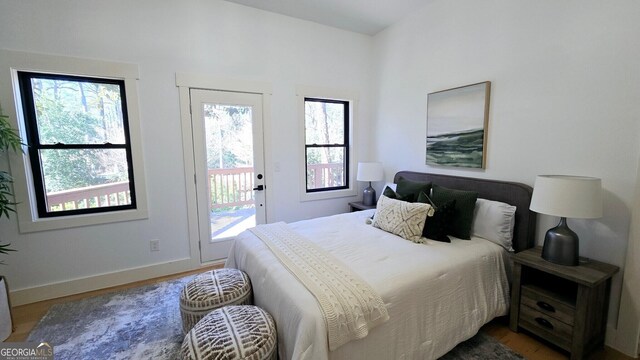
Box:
left=40, top=149, right=132, bottom=212
left=203, top=103, right=256, bottom=240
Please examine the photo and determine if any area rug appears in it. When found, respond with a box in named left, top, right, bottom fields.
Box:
left=28, top=275, right=523, bottom=360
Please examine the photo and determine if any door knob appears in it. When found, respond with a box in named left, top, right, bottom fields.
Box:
left=253, top=185, right=264, bottom=191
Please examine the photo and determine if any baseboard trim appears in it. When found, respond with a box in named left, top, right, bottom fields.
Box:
left=606, top=324, right=618, bottom=351
left=9, top=257, right=220, bottom=306
left=605, top=324, right=640, bottom=358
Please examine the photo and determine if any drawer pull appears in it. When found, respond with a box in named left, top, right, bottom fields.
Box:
left=535, top=317, right=554, bottom=330
left=536, top=301, right=556, bottom=313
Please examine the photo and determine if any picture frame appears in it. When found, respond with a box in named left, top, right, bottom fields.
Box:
left=426, top=81, right=491, bottom=169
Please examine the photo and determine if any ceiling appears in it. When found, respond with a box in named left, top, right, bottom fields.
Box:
left=223, top=0, right=429, bottom=35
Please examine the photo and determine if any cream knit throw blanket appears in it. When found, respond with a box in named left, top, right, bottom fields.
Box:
left=249, top=222, right=389, bottom=351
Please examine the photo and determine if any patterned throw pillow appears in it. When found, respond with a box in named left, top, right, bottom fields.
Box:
left=372, top=195, right=433, bottom=243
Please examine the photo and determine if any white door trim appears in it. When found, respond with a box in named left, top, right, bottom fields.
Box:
left=176, top=73, right=272, bottom=95
left=176, top=74, right=273, bottom=265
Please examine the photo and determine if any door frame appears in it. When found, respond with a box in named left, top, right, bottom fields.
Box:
left=176, top=73, right=273, bottom=265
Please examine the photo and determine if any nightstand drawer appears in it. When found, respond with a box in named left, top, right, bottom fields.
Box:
left=521, top=285, right=575, bottom=326
left=520, top=305, right=573, bottom=351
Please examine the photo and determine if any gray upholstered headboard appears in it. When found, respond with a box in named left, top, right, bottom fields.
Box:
left=394, top=171, right=536, bottom=253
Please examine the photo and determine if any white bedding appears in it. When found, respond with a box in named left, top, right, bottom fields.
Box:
left=225, top=209, right=510, bottom=360
left=248, top=223, right=389, bottom=350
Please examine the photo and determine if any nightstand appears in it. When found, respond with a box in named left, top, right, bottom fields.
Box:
left=509, top=247, right=619, bottom=360
left=348, top=201, right=376, bottom=212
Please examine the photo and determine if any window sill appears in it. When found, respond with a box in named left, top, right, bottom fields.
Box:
left=17, top=208, right=148, bottom=233
left=299, top=188, right=358, bottom=202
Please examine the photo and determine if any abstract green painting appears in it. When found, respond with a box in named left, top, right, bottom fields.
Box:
left=426, top=81, right=491, bottom=169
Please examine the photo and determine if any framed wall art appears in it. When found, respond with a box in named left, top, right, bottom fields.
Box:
left=426, top=81, right=491, bottom=169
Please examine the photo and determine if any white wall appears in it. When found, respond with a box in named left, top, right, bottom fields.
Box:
left=612, top=152, right=640, bottom=356
left=0, top=0, right=373, bottom=301
left=371, top=0, right=640, bottom=344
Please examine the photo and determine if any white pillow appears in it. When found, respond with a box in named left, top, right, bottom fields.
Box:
left=471, top=198, right=516, bottom=251
left=373, top=195, right=432, bottom=244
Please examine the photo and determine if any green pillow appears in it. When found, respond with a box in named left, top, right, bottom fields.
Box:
left=430, top=184, right=478, bottom=240
left=417, top=192, right=456, bottom=242
left=396, top=177, right=431, bottom=203
left=383, top=186, right=412, bottom=202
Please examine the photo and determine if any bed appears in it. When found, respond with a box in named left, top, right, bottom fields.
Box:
left=225, top=171, right=536, bottom=360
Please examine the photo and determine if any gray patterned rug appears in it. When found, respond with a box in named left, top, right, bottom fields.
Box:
left=28, top=275, right=523, bottom=359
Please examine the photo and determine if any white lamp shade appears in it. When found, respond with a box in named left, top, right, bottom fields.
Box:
left=530, top=175, right=603, bottom=219
left=357, top=162, right=383, bottom=182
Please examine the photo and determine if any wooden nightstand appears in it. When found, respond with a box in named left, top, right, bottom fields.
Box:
left=509, top=247, right=619, bottom=360
left=348, top=201, right=376, bottom=212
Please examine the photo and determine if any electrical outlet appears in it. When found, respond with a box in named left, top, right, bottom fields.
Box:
left=150, top=239, right=160, bottom=252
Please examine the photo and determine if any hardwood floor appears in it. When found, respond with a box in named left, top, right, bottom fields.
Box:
left=5, top=268, right=636, bottom=360
left=482, top=319, right=634, bottom=360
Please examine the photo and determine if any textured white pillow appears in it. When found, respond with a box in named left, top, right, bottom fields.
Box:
left=471, top=198, right=517, bottom=251
left=373, top=195, right=432, bottom=244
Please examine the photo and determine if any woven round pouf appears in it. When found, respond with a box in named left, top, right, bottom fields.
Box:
left=180, top=268, right=252, bottom=334
left=181, top=305, right=277, bottom=360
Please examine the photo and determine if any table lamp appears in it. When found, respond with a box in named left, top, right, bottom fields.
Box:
left=357, top=162, right=383, bottom=206
left=529, top=175, right=602, bottom=266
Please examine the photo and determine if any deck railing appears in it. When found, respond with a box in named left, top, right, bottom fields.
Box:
left=208, top=167, right=255, bottom=210
left=44, top=163, right=345, bottom=212
left=306, top=163, right=345, bottom=189
left=208, top=163, right=344, bottom=210
left=47, top=181, right=131, bottom=211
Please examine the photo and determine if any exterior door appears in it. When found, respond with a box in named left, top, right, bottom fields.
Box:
left=190, top=89, right=265, bottom=262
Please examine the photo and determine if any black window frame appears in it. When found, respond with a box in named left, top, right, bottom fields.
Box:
left=17, top=71, right=137, bottom=218
left=304, top=97, right=350, bottom=193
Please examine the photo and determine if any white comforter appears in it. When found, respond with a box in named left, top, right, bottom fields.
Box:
left=225, top=210, right=510, bottom=360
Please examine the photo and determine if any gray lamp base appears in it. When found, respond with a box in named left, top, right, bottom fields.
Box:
left=363, top=182, right=376, bottom=206
left=541, top=217, right=579, bottom=266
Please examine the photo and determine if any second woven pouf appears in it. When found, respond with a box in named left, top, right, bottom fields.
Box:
left=180, top=268, right=252, bottom=334
left=181, top=305, right=277, bottom=360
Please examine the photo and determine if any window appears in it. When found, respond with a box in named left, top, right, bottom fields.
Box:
left=297, top=86, right=357, bottom=202
left=304, top=98, right=349, bottom=192
left=17, top=72, right=136, bottom=218
left=0, top=49, right=147, bottom=232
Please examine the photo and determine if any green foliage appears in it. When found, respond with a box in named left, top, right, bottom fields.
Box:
left=0, top=104, right=22, bottom=262
left=31, top=80, right=129, bottom=192
left=35, top=102, right=127, bottom=192
left=204, top=104, right=253, bottom=170
left=0, top=242, right=16, bottom=265
left=36, top=96, right=102, bottom=143
left=0, top=171, right=17, bottom=218
left=0, top=111, right=22, bottom=153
